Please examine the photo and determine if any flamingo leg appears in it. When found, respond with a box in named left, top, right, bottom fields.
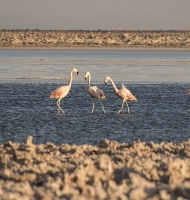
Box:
left=91, top=100, right=95, bottom=113
left=56, top=100, right=60, bottom=114
left=99, top=100, right=105, bottom=114
left=118, top=100, right=124, bottom=114
left=56, top=99, right=65, bottom=114
left=125, top=101, right=130, bottom=114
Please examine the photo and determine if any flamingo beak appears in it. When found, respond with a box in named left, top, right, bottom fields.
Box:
left=104, top=81, right=107, bottom=85
left=77, top=72, right=79, bottom=75
left=85, top=77, right=86, bottom=80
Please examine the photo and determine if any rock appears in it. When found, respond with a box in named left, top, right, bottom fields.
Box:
left=26, top=136, right=33, bottom=145
left=0, top=136, right=190, bottom=199
left=98, top=139, right=110, bottom=148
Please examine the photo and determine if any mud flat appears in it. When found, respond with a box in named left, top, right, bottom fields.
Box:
left=0, top=30, right=190, bottom=48
left=0, top=136, right=190, bottom=199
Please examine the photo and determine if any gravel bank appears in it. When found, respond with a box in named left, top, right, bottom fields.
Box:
left=0, top=136, right=190, bottom=199
left=0, top=30, right=190, bottom=48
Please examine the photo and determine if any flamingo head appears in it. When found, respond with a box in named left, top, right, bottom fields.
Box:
left=72, top=68, right=79, bottom=75
left=84, top=71, right=90, bottom=80
left=104, top=76, right=110, bottom=85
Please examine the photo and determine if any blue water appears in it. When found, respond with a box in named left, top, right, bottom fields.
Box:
left=0, top=49, right=190, bottom=145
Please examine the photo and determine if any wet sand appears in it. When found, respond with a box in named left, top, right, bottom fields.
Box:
left=1, top=136, right=190, bottom=199
left=1, top=46, right=190, bottom=52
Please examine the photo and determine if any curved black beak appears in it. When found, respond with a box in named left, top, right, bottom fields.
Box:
left=104, top=81, right=107, bottom=85
left=77, top=72, right=79, bottom=75
left=85, top=77, right=86, bottom=80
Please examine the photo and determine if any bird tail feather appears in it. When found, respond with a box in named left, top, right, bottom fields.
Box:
left=127, top=93, right=137, bottom=101
left=101, top=91, right=105, bottom=99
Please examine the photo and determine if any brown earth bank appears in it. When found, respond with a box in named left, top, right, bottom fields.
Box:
left=0, top=136, right=190, bottom=199
left=0, top=30, right=190, bottom=48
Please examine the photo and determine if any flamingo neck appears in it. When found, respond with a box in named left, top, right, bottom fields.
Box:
left=87, top=74, right=91, bottom=90
left=68, top=70, right=73, bottom=88
left=109, top=78, right=119, bottom=94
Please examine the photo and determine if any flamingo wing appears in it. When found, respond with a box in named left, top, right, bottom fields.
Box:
left=49, top=85, right=70, bottom=99
left=89, top=86, right=105, bottom=99
left=118, top=85, right=137, bottom=101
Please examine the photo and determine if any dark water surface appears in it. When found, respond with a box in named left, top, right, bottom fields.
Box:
left=0, top=83, right=190, bottom=145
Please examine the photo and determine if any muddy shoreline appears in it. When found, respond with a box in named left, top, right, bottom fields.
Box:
left=1, top=136, right=190, bottom=199
left=1, top=30, right=190, bottom=48
left=1, top=47, right=190, bottom=52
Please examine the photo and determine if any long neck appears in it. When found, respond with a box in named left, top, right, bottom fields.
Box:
left=87, top=74, right=91, bottom=90
left=109, top=78, right=119, bottom=94
left=68, top=70, right=73, bottom=88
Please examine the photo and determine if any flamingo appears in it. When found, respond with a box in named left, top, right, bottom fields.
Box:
left=104, top=76, right=137, bottom=114
left=49, top=68, right=79, bottom=114
left=187, top=90, right=190, bottom=95
left=84, top=71, right=105, bottom=113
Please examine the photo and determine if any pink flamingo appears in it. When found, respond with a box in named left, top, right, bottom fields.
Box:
left=84, top=71, right=105, bottom=113
left=104, top=76, right=137, bottom=114
left=49, top=68, right=79, bottom=114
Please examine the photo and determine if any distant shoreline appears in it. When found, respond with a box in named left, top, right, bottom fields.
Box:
left=1, top=30, right=190, bottom=48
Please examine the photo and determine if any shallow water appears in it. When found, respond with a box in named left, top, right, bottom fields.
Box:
left=0, top=83, right=190, bottom=145
left=0, top=49, right=190, bottom=145
left=1, top=49, right=190, bottom=83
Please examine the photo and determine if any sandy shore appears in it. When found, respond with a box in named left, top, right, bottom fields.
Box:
left=1, top=136, right=190, bottom=199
